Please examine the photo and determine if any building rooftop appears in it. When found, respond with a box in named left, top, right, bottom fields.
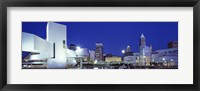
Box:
left=141, top=33, right=145, bottom=38
left=95, top=43, right=103, bottom=46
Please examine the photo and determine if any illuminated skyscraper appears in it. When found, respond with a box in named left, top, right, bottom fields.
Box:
left=126, top=45, right=131, bottom=53
left=95, top=43, right=104, bottom=61
left=139, top=34, right=152, bottom=66
left=140, top=33, right=146, bottom=46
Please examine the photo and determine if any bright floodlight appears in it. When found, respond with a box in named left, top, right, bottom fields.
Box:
left=162, top=58, right=165, bottom=61
left=94, top=60, right=98, bottom=64
left=76, top=46, right=81, bottom=50
left=122, top=50, right=125, bottom=54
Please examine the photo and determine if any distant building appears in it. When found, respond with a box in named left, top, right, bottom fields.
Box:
left=123, top=45, right=133, bottom=59
left=126, top=45, right=131, bottom=53
left=140, top=34, right=146, bottom=46
left=105, top=56, right=122, bottom=63
left=133, top=53, right=140, bottom=63
left=168, top=41, right=178, bottom=48
left=139, top=34, right=152, bottom=66
left=95, top=43, right=104, bottom=61
left=124, top=52, right=133, bottom=57
left=69, top=44, right=76, bottom=51
left=105, top=53, right=113, bottom=57
left=22, top=22, right=77, bottom=69
left=152, top=48, right=178, bottom=66
left=123, top=52, right=139, bottom=65
left=89, top=50, right=95, bottom=61
left=124, top=56, right=136, bottom=64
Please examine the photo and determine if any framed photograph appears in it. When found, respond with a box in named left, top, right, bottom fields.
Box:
left=0, top=0, right=199, bottom=91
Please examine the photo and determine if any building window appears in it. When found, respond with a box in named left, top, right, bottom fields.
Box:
left=63, top=40, right=66, bottom=48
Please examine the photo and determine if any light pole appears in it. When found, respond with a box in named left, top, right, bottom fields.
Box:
left=76, top=46, right=81, bottom=50
left=122, top=50, right=125, bottom=54
left=162, top=58, right=166, bottom=68
left=76, top=46, right=82, bottom=69
left=121, top=50, right=125, bottom=69
left=121, top=50, right=125, bottom=61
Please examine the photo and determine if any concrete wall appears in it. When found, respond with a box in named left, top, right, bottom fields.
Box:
left=46, top=22, right=67, bottom=46
left=66, top=49, right=77, bottom=66
left=22, top=32, right=53, bottom=60
left=46, top=22, right=67, bottom=68
left=22, top=32, right=35, bottom=52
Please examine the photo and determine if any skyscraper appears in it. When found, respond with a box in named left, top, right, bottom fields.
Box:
left=140, top=33, right=146, bottom=46
left=139, top=34, right=152, bottom=66
left=95, top=43, right=104, bottom=61
left=124, top=45, right=133, bottom=57
left=126, top=45, right=131, bottom=53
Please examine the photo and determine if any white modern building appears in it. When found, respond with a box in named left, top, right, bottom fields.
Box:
left=152, top=48, right=178, bottom=66
left=22, top=22, right=89, bottom=69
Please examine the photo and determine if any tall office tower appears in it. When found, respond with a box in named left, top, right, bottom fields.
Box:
left=139, top=34, right=146, bottom=66
left=139, top=34, right=151, bottom=66
left=126, top=45, right=131, bottom=53
left=140, top=33, right=146, bottom=46
left=95, top=43, right=104, bottom=61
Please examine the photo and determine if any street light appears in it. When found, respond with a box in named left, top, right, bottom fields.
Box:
left=75, top=46, right=82, bottom=69
left=122, top=50, right=125, bottom=54
left=76, top=46, right=81, bottom=50
left=94, top=60, right=98, bottom=64
left=121, top=50, right=125, bottom=65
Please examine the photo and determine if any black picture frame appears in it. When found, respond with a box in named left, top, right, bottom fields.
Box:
left=0, top=0, right=199, bottom=91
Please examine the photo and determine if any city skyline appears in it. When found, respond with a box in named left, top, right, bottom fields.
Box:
left=22, top=22, right=178, bottom=56
left=22, top=22, right=178, bottom=69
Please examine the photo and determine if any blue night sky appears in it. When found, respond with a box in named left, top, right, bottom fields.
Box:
left=22, top=22, right=178, bottom=56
